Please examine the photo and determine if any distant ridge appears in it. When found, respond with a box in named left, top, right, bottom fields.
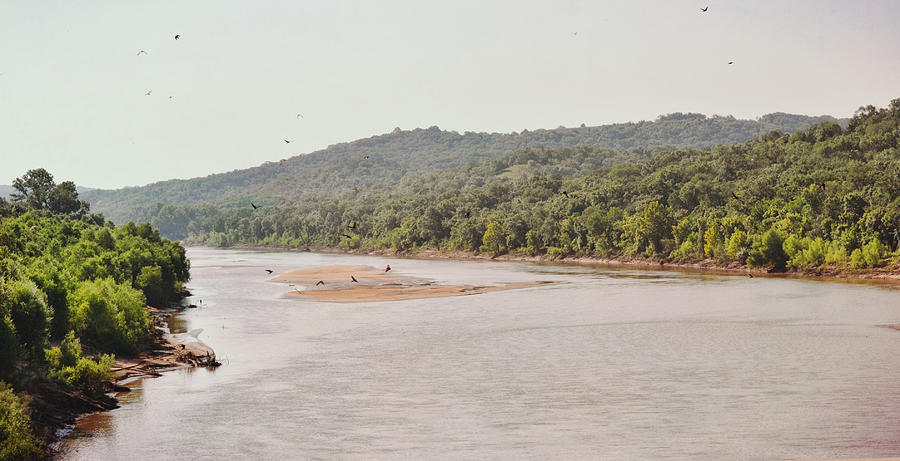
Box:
left=82, top=112, right=845, bottom=225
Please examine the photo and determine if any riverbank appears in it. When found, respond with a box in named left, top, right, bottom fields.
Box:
left=42, top=304, right=218, bottom=457
left=221, top=244, right=900, bottom=283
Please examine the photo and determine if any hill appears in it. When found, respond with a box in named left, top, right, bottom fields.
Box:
left=181, top=99, right=899, bottom=275
left=82, top=112, right=844, bottom=228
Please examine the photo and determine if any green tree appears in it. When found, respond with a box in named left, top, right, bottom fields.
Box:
left=482, top=221, right=507, bottom=256
left=0, top=382, right=44, bottom=461
left=10, top=169, right=56, bottom=210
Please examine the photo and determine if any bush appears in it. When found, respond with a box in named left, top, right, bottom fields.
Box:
left=747, top=229, right=788, bottom=270
left=68, top=278, right=150, bottom=354
left=0, top=382, right=44, bottom=461
left=1, top=280, right=51, bottom=357
left=45, top=332, right=114, bottom=395
left=135, top=265, right=165, bottom=307
left=851, top=238, right=889, bottom=268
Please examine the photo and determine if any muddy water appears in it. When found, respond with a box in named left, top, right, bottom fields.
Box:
left=58, top=248, right=900, bottom=460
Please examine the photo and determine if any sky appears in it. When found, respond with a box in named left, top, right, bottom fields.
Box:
left=1, top=0, right=899, bottom=190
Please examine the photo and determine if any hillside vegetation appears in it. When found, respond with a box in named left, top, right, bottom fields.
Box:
left=82, top=112, right=843, bottom=229
left=0, top=170, right=189, bottom=459
left=180, top=100, right=899, bottom=274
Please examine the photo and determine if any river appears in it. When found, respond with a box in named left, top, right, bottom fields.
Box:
left=58, top=247, right=900, bottom=460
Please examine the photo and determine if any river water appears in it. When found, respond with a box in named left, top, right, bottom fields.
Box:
left=58, top=248, right=900, bottom=460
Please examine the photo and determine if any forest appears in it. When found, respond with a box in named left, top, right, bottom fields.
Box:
left=0, top=170, right=189, bottom=460
left=81, top=112, right=844, bottom=229
left=172, top=100, right=900, bottom=273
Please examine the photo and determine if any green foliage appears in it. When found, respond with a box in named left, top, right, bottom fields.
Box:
left=45, top=332, right=113, bottom=395
left=747, top=229, right=789, bottom=270
left=68, top=278, right=150, bottom=354
left=482, top=221, right=507, bottom=256
left=0, top=382, right=44, bottom=461
left=850, top=238, right=889, bottom=268
left=83, top=113, right=846, bottom=238
left=0, top=280, right=51, bottom=358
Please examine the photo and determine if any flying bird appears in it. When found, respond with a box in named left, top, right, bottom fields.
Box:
left=168, top=95, right=174, bottom=101
left=562, top=191, right=569, bottom=198
left=145, top=90, right=152, bottom=96
left=464, top=211, right=470, bottom=218
left=747, top=273, right=754, bottom=278
left=384, top=264, right=391, bottom=273
left=731, top=192, right=740, bottom=201
left=728, top=61, right=734, bottom=65
left=348, top=222, right=357, bottom=230
left=265, top=269, right=273, bottom=274
left=251, top=203, right=258, bottom=209
left=701, top=6, right=708, bottom=12
left=174, top=34, right=181, bottom=40
left=283, top=139, right=292, bottom=144
left=819, top=182, right=826, bottom=191
left=363, top=155, right=369, bottom=159
left=315, top=280, right=325, bottom=286
left=351, top=275, right=358, bottom=283
left=342, top=233, right=352, bottom=239
left=296, top=113, right=304, bottom=119
left=137, top=50, right=148, bottom=56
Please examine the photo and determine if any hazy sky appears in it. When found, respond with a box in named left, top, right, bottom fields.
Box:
left=2, top=1, right=899, bottom=189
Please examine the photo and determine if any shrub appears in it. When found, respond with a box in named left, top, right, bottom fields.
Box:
left=851, top=238, right=889, bottom=268
left=747, top=229, right=788, bottom=270
left=45, top=332, right=114, bottom=395
left=68, top=278, right=150, bottom=354
left=0, top=382, right=44, bottom=461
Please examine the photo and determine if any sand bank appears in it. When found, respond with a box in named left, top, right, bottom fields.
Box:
left=271, top=264, right=553, bottom=302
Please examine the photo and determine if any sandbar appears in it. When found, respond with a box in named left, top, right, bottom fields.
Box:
left=270, top=264, right=553, bottom=302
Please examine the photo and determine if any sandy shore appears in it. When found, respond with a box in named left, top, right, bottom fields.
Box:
left=271, top=264, right=555, bottom=302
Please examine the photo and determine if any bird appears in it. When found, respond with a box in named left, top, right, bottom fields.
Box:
left=265, top=269, right=273, bottom=274
left=731, top=192, right=740, bottom=201
left=701, top=6, right=708, bottom=12
left=296, top=113, right=304, bottom=119
left=315, top=280, right=325, bottom=286
left=174, top=34, right=181, bottom=40
left=363, top=155, right=369, bottom=159
left=145, top=90, right=152, bottom=96
left=137, top=50, right=148, bottom=56
left=747, top=273, right=754, bottom=278
left=283, top=139, right=292, bottom=144
left=728, top=61, right=734, bottom=65
left=342, top=233, right=352, bottom=239
left=251, top=202, right=258, bottom=209
left=464, top=211, right=470, bottom=218
left=819, top=182, right=826, bottom=191
left=351, top=275, right=358, bottom=283
left=168, top=95, right=174, bottom=101
left=384, top=264, right=391, bottom=272
left=562, top=191, right=569, bottom=198
left=348, top=222, right=357, bottom=230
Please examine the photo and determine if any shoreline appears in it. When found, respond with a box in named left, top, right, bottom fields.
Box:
left=46, top=303, right=218, bottom=458
left=204, top=244, right=900, bottom=284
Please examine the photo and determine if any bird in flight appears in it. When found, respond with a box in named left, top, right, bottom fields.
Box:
left=296, top=113, right=304, bottom=119
left=464, top=211, right=470, bottom=218
left=315, top=280, right=325, bottom=286
left=747, top=273, right=754, bottom=278
left=342, top=233, right=352, bottom=239
left=265, top=269, right=273, bottom=274
left=174, top=34, right=181, bottom=40
left=348, top=222, right=357, bottom=230
left=145, top=90, right=152, bottom=96
left=351, top=275, right=358, bottom=283
left=283, top=139, right=292, bottom=144
left=137, top=50, right=148, bottom=56
left=728, top=61, right=734, bottom=65
left=562, top=191, right=569, bottom=198
left=819, top=182, right=826, bottom=191
left=169, top=95, right=174, bottom=101
left=251, top=202, right=258, bottom=209
left=384, top=264, right=391, bottom=273
left=701, top=6, right=708, bottom=12
left=363, top=155, right=369, bottom=159
left=731, top=192, right=740, bottom=201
